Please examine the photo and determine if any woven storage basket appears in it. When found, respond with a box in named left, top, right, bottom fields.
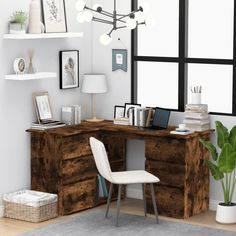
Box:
left=3, top=190, right=58, bottom=223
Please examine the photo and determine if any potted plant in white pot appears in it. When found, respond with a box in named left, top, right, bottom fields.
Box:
left=9, top=11, right=28, bottom=34
left=200, top=121, right=236, bottom=224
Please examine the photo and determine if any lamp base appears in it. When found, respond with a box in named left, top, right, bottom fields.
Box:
left=85, top=118, right=104, bottom=122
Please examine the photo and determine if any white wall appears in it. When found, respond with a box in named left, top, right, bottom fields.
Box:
left=0, top=0, right=92, bottom=195
left=91, top=0, right=236, bottom=209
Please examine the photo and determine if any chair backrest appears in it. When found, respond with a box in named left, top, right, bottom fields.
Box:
left=89, top=137, right=113, bottom=182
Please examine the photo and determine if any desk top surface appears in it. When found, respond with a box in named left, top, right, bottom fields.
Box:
left=27, top=120, right=213, bottom=140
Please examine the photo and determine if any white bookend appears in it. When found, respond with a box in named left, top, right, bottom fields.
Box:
left=134, top=108, right=139, bottom=126
left=72, top=105, right=81, bottom=125
left=61, top=106, right=73, bottom=125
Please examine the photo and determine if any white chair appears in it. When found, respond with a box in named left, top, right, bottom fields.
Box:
left=89, top=137, right=160, bottom=226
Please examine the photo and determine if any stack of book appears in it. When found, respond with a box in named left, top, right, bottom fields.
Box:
left=96, top=175, right=108, bottom=198
left=184, top=104, right=210, bottom=131
left=61, top=105, right=81, bottom=125
left=129, top=107, right=153, bottom=127
left=113, top=117, right=129, bottom=125
left=31, top=121, right=66, bottom=130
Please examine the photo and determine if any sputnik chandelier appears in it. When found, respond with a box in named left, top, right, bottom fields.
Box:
left=75, top=0, right=153, bottom=45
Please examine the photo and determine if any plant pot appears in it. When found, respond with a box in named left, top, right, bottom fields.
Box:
left=9, top=23, right=26, bottom=34
left=216, top=203, right=236, bottom=224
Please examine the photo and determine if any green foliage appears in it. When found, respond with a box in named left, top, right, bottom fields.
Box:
left=10, top=11, right=27, bottom=26
left=199, top=139, right=218, bottom=161
left=207, top=160, right=224, bottom=180
left=229, top=126, right=236, bottom=150
left=200, top=121, right=236, bottom=205
left=216, top=121, right=229, bottom=148
left=218, top=143, right=236, bottom=173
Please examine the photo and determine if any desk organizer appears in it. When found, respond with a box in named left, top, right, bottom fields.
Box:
left=3, top=190, right=58, bottom=222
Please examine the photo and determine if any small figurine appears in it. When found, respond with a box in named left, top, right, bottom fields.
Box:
left=28, top=49, right=36, bottom=74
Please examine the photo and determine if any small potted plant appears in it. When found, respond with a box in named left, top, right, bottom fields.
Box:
left=200, top=121, right=236, bottom=224
left=9, top=11, right=28, bottom=34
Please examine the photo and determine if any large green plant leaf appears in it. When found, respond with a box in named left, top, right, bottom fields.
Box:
left=216, top=121, right=229, bottom=148
left=200, top=139, right=218, bottom=161
left=229, top=126, right=236, bottom=151
left=207, top=160, right=224, bottom=180
left=218, top=143, right=236, bottom=173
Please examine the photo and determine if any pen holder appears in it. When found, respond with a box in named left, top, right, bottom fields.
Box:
left=191, top=93, right=201, bottom=104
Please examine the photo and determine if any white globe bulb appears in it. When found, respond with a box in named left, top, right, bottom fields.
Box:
left=93, top=4, right=102, bottom=12
left=139, top=2, right=150, bottom=14
left=83, top=10, right=93, bottom=22
left=100, top=34, right=112, bottom=45
left=75, top=0, right=86, bottom=11
left=135, top=12, right=145, bottom=22
left=145, top=16, right=156, bottom=28
left=76, top=12, right=85, bottom=23
left=126, top=18, right=137, bottom=30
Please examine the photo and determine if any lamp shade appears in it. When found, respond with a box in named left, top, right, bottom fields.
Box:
left=82, top=73, right=108, bottom=94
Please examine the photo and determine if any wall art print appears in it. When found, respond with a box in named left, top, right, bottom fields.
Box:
left=60, top=50, right=79, bottom=89
left=42, top=0, right=67, bottom=33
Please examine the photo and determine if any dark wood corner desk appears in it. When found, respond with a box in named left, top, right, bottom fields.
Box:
left=27, top=121, right=212, bottom=219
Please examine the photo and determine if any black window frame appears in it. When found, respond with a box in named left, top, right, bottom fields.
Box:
left=131, top=0, right=236, bottom=116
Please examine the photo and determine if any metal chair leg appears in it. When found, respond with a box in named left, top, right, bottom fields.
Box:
left=150, top=183, right=159, bottom=223
left=142, top=184, right=147, bottom=217
left=116, top=184, right=122, bottom=227
left=105, top=183, right=113, bottom=218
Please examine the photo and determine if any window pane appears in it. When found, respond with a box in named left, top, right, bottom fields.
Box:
left=188, top=0, right=234, bottom=59
left=137, top=0, right=179, bottom=57
left=137, top=62, right=179, bottom=109
left=187, top=64, right=233, bottom=113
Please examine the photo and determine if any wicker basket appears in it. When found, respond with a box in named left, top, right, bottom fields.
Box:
left=3, top=190, right=58, bottom=223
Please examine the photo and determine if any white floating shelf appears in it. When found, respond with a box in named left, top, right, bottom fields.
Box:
left=5, top=72, right=57, bottom=81
left=3, top=32, right=83, bottom=40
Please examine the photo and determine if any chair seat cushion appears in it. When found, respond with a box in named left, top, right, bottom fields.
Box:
left=111, top=170, right=160, bottom=184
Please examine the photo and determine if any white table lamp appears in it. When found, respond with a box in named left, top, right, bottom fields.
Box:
left=82, top=73, right=108, bottom=122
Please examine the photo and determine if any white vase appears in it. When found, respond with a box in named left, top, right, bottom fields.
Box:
left=216, top=203, right=236, bottom=224
left=191, top=93, right=201, bottom=104
left=29, top=0, right=43, bottom=34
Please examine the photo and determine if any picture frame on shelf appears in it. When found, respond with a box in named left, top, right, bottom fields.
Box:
left=33, top=92, right=53, bottom=123
left=42, top=0, right=67, bottom=33
left=59, top=50, right=79, bottom=89
left=124, top=103, right=141, bottom=118
left=114, top=105, right=125, bottom=119
left=112, top=49, right=128, bottom=72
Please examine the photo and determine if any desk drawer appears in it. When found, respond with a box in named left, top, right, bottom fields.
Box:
left=61, top=155, right=97, bottom=184
left=99, top=135, right=126, bottom=162
left=62, top=134, right=94, bottom=160
left=146, top=160, right=185, bottom=188
left=145, top=139, right=186, bottom=164
left=146, top=185, right=185, bottom=218
left=59, top=178, right=96, bottom=215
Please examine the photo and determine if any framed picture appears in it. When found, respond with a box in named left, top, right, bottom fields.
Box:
left=124, top=103, right=141, bottom=118
left=112, top=49, right=128, bottom=72
left=114, top=106, right=125, bottom=119
left=42, top=0, right=67, bottom=33
left=33, top=92, right=53, bottom=123
left=59, top=50, right=79, bottom=89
